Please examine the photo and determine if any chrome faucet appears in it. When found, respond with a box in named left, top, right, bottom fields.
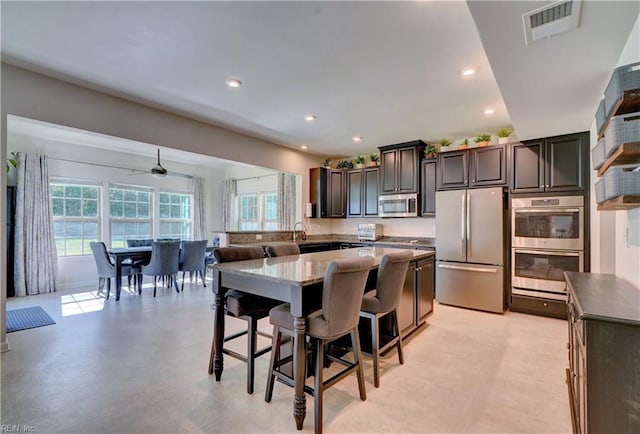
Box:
left=293, top=221, right=307, bottom=241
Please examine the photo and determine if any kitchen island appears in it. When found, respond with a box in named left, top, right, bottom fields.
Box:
left=209, top=247, right=434, bottom=431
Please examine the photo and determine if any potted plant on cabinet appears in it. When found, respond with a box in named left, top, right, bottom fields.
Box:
left=496, top=128, right=512, bottom=144
left=458, top=139, right=469, bottom=150
left=353, top=154, right=366, bottom=168
left=474, top=134, right=491, bottom=147
left=438, top=139, right=452, bottom=152
left=336, top=159, right=354, bottom=169
left=424, top=143, right=439, bottom=159
left=368, top=152, right=380, bottom=166
left=322, top=158, right=332, bottom=169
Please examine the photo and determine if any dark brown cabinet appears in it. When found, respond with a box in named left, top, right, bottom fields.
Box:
left=512, top=132, right=588, bottom=193
left=437, top=144, right=507, bottom=190
left=420, top=159, right=436, bottom=215
left=379, top=140, right=425, bottom=195
left=565, top=272, right=640, bottom=434
left=310, top=167, right=346, bottom=218
left=398, top=256, right=435, bottom=337
left=347, top=167, right=379, bottom=218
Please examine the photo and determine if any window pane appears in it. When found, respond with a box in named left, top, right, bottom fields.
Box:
left=110, top=189, right=122, bottom=201
left=170, top=204, right=181, bottom=219
left=160, top=192, right=170, bottom=203
left=52, top=198, right=64, bottom=216
left=124, top=202, right=137, bottom=218
left=123, top=190, right=137, bottom=202
left=64, top=199, right=82, bottom=216
left=50, top=185, right=64, bottom=197
left=65, top=185, right=81, bottom=198
left=110, top=202, right=123, bottom=218
left=83, top=199, right=98, bottom=217
left=159, top=204, right=170, bottom=219
left=82, top=186, right=98, bottom=199
left=137, top=203, right=150, bottom=218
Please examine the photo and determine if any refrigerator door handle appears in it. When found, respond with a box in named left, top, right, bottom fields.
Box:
left=438, top=263, right=498, bottom=273
left=466, top=194, right=471, bottom=257
left=461, top=194, right=466, bottom=257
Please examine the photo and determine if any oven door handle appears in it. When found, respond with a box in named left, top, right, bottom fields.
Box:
left=515, top=249, right=581, bottom=257
left=513, top=208, right=582, bottom=213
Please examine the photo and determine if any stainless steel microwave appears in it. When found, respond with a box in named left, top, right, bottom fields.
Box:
left=378, top=193, right=418, bottom=218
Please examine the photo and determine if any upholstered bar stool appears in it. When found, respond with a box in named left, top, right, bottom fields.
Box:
left=265, top=256, right=374, bottom=434
left=265, top=243, right=300, bottom=258
left=208, top=246, right=281, bottom=394
left=359, top=251, right=412, bottom=388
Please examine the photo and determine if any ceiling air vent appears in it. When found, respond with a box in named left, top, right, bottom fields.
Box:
left=523, top=0, right=582, bottom=45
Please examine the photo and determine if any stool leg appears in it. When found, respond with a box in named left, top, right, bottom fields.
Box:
left=265, top=326, right=282, bottom=403
left=247, top=316, right=257, bottom=394
left=370, top=314, right=381, bottom=388
left=352, top=329, right=367, bottom=401
left=314, top=338, right=325, bottom=434
left=394, top=309, right=404, bottom=365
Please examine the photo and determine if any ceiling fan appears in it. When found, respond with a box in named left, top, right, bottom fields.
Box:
left=126, top=148, right=190, bottom=179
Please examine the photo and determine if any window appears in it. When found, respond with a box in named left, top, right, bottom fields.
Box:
left=238, top=192, right=277, bottom=231
left=109, top=185, right=152, bottom=248
left=159, top=191, right=192, bottom=239
left=50, top=182, right=100, bottom=256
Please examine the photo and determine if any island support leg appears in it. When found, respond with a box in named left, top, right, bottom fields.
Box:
left=293, top=315, right=307, bottom=430
left=209, top=273, right=226, bottom=380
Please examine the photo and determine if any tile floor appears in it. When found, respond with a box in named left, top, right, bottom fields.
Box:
left=1, top=280, right=571, bottom=433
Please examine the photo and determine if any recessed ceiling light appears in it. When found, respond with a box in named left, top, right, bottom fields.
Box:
left=226, top=78, right=242, bottom=88
left=461, top=67, right=477, bottom=77
left=300, top=145, right=309, bottom=150
left=304, top=114, right=317, bottom=121
left=484, top=108, right=495, bottom=115
left=352, top=136, right=363, bottom=143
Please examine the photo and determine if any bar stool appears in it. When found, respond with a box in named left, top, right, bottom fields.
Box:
left=265, top=256, right=374, bottom=434
left=359, top=251, right=412, bottom=388
left=265, top=243, right=300, bottom=258
left=208, top=246, right=281, bottom=394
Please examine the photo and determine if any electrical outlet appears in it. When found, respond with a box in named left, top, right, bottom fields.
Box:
left=256, top=234, right=262, bottom=240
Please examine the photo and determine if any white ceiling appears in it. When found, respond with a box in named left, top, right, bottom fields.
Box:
left=1, top=1, right=638, bottom=157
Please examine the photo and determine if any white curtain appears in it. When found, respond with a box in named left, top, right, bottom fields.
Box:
left=222, top=179, right=237, bottom=231
left=192, top=176, right=207, bottom=241
left=14, top=153, right=58, bottom=296
left=277, top=173, right=296, bottom=230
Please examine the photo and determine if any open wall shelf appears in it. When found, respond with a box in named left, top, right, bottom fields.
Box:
left=597, top=195, right=640, bottom=210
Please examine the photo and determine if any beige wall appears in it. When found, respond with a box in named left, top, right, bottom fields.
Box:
left=589, top=13, right=640, bottom=288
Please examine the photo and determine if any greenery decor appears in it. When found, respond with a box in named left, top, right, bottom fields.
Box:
left=458, top=139, right=469, bottom=150
left=354, top=154, right=366, bottom=165
left=496, top=128, right=512, bottom=138
left=438, top=138, right=452, bottom=147
left=336, top=159, right=354, bottom=169
left=424, top=144, right=439, bottom=158
left=475, top=134, right=492, bottom=143
left=322, top=158, right=331, bottom=168
left=368, top=152, right=380, bottom=163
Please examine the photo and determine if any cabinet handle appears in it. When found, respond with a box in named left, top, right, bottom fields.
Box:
left=472, top=179, right=476, bottom=182
left=546, top=185, right=549, bottom=188
left=543, top=302, right=548, bottom=307
left=540, top=185, right=544, bottom=188
left=566, top=343, right=570, bottom=350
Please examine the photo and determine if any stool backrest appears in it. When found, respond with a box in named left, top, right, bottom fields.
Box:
left=321, top=256, right=374, bottom=337
left=213, top=246, right=265, bottom=263
left=265, top=243, right=300, bottom=258
left=375, top=251, right=413, bottom=313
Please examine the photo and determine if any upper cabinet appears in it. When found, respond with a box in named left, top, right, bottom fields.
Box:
left=347, top=167, right=379, bottom=218
left=437, top=144, right=507, bottom=190
left=421, top=159, right=436, bottom=215
left=379, top=140, right=425, bottom=195
left=511, top=132, right=588, bottom=193
left=310, top=167, right=347, bottom=218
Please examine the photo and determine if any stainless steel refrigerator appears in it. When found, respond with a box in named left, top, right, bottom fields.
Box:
left=435, top=187, right=505, bottom=313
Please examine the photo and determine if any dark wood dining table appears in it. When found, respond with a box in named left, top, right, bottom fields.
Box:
left=208, top=246, right=430, bottom=430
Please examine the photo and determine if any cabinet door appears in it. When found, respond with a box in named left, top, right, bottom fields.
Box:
left=363, top=167, right=379, bottom=217
left=398, top=146, right=419, bottom=193
left=421, top=160, right=436, bottom=215
left=398, top=262, right=417, bottom=334
left=327, top=169, right=346, bottom=218
left=347, top=169, right=363, bottom=217
left=470, top=144, right=507, bottom=187
left=380, top=149, right=398, bottom=194
left=546, top=133, right=585, bottom=192
left=416, top=258, right=434, bottom=322
left=437, top=150, right=468, bottom=190
left=512, top=141, right=545, bottom=193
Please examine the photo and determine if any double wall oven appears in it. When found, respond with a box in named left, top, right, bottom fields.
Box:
left=511, top=196, right=584, bottom=301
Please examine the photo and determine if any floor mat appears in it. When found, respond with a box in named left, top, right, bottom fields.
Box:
left=6, top=306, right=56, bottom=333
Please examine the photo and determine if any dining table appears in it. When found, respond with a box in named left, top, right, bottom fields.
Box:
left=208, top=246, right=431, bottom=430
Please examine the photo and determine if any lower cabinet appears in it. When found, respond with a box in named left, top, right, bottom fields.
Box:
left=298, top=243, right=339, bottom=253
left=397, top=256, right=435, bottom=336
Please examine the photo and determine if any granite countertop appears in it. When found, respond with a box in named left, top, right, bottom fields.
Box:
left=229, top=236, right=436, bottom=250
left=565, top=271, right=640, bottom=326
left=213, top=246, right=434, bottom=286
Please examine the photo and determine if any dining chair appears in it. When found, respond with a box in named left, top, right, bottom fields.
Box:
left=359, top=251, right=412, bottom=388
left=265, top=256, right=374, bottom=434
left=178, top=240, right=208, bottom=290
left=141, top=241, right=180, bottom=297
left=126, top=239, right=153, bottom=247
left=208, top=246, right=281, bottom=394
left=89, top=241, right=141, bottom=300
left=265, top=243, right=300, bottom=258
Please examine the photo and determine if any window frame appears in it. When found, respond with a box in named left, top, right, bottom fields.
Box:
left=108, top=183, right=154, bottom=248
left=158, top=189, right=194, bottom=240
left=237, top=191, right=278, bottom=231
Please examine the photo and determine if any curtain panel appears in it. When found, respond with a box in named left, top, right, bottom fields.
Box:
left=278, top=173, right=296, bottom=230
left=192, top=176, right=207, bottom=241
left=14, top=153, right=58, bottom=296
left=222, top=179, right=237, bottom=231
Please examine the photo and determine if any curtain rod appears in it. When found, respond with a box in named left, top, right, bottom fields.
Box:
left=47, top=156, right=193, bottom=179
left=233, top=173, right=279, bottom=182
